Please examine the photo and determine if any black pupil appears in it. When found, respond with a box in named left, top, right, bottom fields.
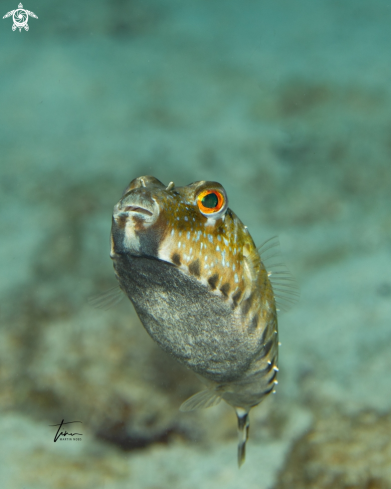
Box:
left=202, top=192, right=218, bottom=209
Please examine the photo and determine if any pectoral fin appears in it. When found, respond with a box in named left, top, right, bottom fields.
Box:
left=179, top=390, right=222, bottom=412
left=87, top=285, right=124, bottom=310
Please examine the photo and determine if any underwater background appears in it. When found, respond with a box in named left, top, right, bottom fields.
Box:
left=1, top=0, right=391, bottom=487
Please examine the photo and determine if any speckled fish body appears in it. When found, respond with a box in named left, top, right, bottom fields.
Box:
left=110, top=176, right=281, bottom=466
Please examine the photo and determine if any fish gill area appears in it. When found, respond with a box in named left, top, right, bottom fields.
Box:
left=1, top=0, right=391, bottom=487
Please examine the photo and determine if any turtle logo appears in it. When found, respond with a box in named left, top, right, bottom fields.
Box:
left=3, top=3, right=38, bottom=32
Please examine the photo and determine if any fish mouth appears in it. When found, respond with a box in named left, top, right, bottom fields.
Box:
left=114, top=188, right=159, bottom=226
left=123, top=205, right=153, bottom=216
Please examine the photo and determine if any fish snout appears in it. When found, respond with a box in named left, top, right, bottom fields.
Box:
left=113, top=189, right=160, bottom=227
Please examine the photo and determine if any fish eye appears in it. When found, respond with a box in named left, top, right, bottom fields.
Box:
left=197, top=189, right=225, bottom=216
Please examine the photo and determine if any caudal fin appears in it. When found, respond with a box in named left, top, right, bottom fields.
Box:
left=236, top=408, right=250, bottom=468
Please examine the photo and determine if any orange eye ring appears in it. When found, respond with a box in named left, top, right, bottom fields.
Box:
left=197, top=189, right=225, bottom=215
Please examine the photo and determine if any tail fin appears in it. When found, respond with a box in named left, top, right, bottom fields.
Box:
left=236, top=408, right=250, bottom=468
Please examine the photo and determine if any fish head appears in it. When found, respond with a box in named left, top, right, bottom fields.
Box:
left=111, top=175, right=258, bottom=300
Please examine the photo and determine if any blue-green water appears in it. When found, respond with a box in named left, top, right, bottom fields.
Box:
left=1, top=1, right=391, bottom=487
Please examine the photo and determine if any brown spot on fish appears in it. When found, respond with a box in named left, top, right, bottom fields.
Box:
left=268, top=369, right=278, bottom=384
left=220, top=283, right=231, bottom=298
left=232, top=288, right=243, bottom=308
left=132, top=215, right=145, bottom=230
left=172, top=253, right=181, bottom=266
left=259, top=323, right=269, bottom=345
left=261, top=385, right=275, bottom=397
left=188, top=259, right=201, bottom=277
left=116, top=214, right=127, bottom=229
left=207, top=273, right=219, bottom=290
left=241, top=291, right=254, bottom=316
left=257, top=338, right=274, bottom=360
left=259, top=360, right=274, bottom=374
left=248, top=314, right=259, bottom=333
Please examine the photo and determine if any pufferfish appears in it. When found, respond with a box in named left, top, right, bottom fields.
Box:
left=109, top=175, right=298, bottom=466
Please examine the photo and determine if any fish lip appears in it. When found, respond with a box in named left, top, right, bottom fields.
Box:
left=114, top=190, right=159, bottom=225
left=123, top=205, right=153, bottom=217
